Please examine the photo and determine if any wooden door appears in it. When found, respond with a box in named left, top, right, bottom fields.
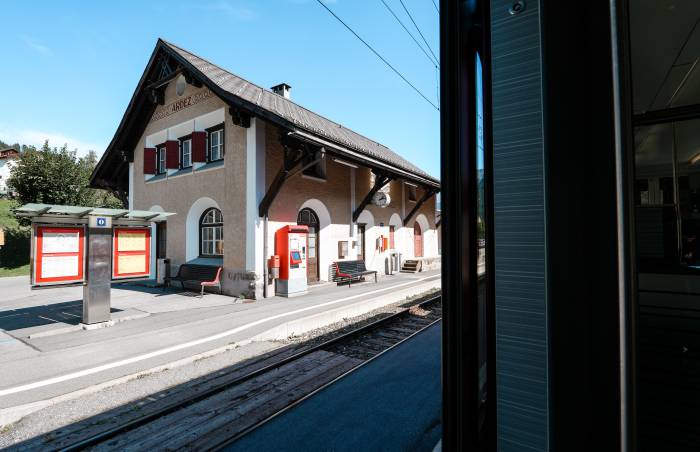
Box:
left=298, top=208, right=319, bottom=283
left=414, top=222, right=423, bottom=257
left=156, top=222, right=167, bottom=258
left=357, top=224, right=366, bottom=261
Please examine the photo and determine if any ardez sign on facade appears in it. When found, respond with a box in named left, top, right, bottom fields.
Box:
left=150, top=89, right=213, bottom=123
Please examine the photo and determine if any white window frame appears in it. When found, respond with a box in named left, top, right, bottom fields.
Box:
left=200, top=208, right=223, bottom=257
left=157, top=145, right=166, bottom=174
left=208, top=127, right=224, bottom=162
left=180, top=138, right=192, bottom=169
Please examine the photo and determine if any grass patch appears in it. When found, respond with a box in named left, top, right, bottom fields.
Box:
left=0, top=263, right=29, bottom=277
left=0, top=198, right=30, bottom=277
left=0, top=198, right=19, bottom=229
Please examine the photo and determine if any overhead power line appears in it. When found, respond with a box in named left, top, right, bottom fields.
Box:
left=380, top=0, right=439, bottom=68
left=398, top=0, right=439, bottom=65
left=431, top=0, right=439, bottom=14
left=315, top=0, right=439, bottom=111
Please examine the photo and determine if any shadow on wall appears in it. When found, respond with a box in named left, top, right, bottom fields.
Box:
left=0, top=226, right=29, bottom=268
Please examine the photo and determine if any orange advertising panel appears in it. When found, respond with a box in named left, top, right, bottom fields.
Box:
left=112, top=228, right=151, bottom=279
left=34, top=226, right=85, bottom=285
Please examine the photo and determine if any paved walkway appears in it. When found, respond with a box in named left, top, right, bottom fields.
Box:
left=0, top=271, right=440, bottom=416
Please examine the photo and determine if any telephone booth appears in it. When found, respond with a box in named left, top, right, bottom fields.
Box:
left=274, top=225, right=308, bottom=297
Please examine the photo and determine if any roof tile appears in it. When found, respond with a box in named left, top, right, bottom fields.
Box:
left=163, top=41, right=438, bottom=183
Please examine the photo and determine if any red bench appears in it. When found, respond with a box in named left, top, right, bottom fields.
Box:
left=165, top=264, right=222, bottom=297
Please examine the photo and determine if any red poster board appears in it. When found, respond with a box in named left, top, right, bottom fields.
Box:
left=34, top=226, right=85, bottom=285
left=112, top=228, right=151, bottom=279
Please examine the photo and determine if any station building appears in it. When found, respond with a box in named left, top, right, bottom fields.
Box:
left=91, top=39, right=440, bottom=299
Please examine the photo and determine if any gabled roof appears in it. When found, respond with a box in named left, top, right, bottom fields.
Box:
left=0, top=147, right=20, bottom=159
left=91, top=39, right=439, bottom=191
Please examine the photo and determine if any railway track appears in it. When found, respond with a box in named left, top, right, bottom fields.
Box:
left=14, top=294, right=441, bottom=452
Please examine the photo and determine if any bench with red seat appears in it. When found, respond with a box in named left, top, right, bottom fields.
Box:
left=334, top=260, right=377, bottom=287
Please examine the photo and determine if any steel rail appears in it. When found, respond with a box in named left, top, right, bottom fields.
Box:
left=57, top=293, right=441, bottom=452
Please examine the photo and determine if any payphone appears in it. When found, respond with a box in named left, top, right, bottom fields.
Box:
left=274, top=225, right=308, bottom=297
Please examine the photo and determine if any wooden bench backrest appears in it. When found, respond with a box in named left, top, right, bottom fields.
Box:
left=335, top=260, right=369, bottom=276
left=177, top=264, right=221, bottom=282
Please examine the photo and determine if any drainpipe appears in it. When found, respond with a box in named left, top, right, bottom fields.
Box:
left=263, top=214, right=269, bottom=298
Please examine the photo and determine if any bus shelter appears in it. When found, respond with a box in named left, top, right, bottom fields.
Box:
left=15, top=204, right=174, bottom=324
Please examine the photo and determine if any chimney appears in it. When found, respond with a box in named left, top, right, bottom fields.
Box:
left=271, top=83, right=292, bottom=99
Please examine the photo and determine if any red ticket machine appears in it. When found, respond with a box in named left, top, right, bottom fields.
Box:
left=275, top=225, right=308, bottom=297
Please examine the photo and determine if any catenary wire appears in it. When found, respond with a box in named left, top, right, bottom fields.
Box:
left=315, top=0, right=439, bottom=111
left=398, top=0, right=439, bottom=65
left=380, top=0, right=439, bottom=68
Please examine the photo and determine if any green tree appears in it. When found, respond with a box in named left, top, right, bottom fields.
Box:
left=7, top=140, right=122, bottom=208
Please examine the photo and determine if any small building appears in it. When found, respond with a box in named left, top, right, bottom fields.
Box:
left=0, top=147, right=19, bottom=196
left=91, top=39, right=440, bottom=298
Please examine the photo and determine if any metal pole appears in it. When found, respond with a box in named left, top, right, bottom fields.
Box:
left=83, top=223, right=112, bottom=324
left=672, top=123, right=682, bottom=261
left=610, top=0, right=636, bottom=449
left=263, top=215, right=269, bottom=298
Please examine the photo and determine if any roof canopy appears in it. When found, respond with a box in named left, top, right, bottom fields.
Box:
left=90, top=39, right=440, bottom=192
left=15, top=204, right=174, bottom=222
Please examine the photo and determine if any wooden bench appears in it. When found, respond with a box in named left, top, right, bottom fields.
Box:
left=165, top=264, right=222, bottom=297
left=334, top=260, right=377, bottom=287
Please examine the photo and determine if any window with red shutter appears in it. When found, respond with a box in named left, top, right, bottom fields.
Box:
left=165, top=140, right=179, bottom=169
left=192, top=131, right=207, bottom=163
left=143, top=147, right=156, bottom=175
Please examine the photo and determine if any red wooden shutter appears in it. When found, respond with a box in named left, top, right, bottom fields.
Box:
left=143, top=147, right=156, bottom=174
left=192, top=131, right=207, bottom=163
left=165, top=140, right=179, bottom=169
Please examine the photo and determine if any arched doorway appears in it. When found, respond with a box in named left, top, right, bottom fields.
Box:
left=297, top=208, right=320, bottom=283
left=414, top=222, right=423, bottom=257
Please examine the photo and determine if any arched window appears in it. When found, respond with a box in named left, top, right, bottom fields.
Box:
left=200, top=208, right=223, bottom=257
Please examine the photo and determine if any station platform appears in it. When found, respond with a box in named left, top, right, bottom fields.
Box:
left=227, top=322, right=442, bottom=452
left=0, top=270, right=440, bottom=425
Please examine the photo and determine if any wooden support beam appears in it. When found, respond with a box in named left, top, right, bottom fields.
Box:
left=229, top=106, right=251, bottom=128
left=184, top=72, right=203, bottom=88
left=403, top=189, right=436, bottom=225
left=258, top=146, right=305, bottom=217
left=119, top=149, right=134, bottom=163
left=149, top=87, right=165, bottom=105
left=352, top=171, right=392, bottom=223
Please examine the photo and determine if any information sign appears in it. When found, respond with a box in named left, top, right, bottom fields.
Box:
left=33, top=226, right=85, bottom=285
left=112, top=228, right=151, bottom=279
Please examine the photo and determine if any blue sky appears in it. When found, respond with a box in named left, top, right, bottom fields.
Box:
left=0, top=0, right=440, bottom=178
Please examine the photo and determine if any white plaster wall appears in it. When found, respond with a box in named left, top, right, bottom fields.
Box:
left=144, top=108, right=226, bottom=179
left=0, top=159, right=16, bottom=194
left=246, top=118, right=266, bottom=275
left=356, top=210, right=379, bottom=272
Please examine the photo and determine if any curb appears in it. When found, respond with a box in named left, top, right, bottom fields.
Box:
left=253, top=280, right=441, bottom=341
left=0, top=280, right=440, bottom=429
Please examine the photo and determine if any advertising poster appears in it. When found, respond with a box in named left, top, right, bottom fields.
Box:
left=112, top=228, right=151, bottom=279
left=34, top=226, right=85, bottom=285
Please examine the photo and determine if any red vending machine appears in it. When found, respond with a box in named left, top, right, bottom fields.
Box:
left=274, top=225, right=309, bottom=297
